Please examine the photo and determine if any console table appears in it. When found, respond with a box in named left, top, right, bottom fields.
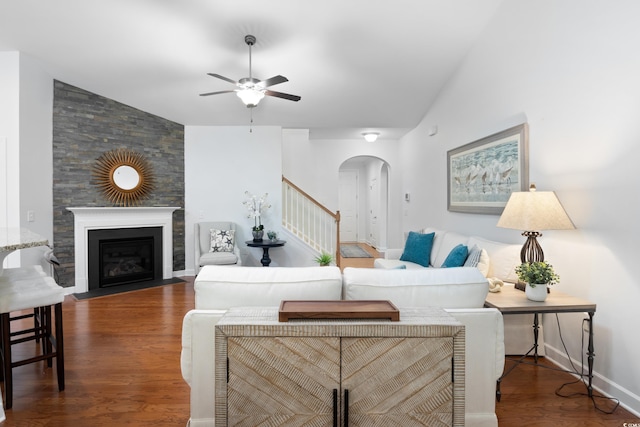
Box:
left=215, top=306, right=466, bottom=426
left=245, top=239, right=286, bottom=266
left=484, top=283, right=596, bottom=401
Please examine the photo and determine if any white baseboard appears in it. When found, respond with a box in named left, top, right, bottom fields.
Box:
left=174, top=269, right=192, bottom=277
left=544, top=343, right=640, bottom=418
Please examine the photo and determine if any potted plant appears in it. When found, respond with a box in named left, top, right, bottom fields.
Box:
left=314, top=252, right=334, bottom=266
left=243, top=191, right=271, bottom=241
left=515, top=261, right=560, bottom=302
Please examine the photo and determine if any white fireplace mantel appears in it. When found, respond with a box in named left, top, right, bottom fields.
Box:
left=67, top=207, right=180, bottom=293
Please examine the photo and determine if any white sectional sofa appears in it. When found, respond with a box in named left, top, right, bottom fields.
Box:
left=181, top=265, right=505, bottom=427
left=375, top=227, right=544, bottom=357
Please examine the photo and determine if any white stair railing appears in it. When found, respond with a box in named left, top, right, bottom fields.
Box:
left=282, top=176, right=341, bottom=266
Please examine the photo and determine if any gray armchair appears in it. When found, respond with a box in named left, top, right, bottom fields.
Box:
left=195, top=221, right=242, bottom=274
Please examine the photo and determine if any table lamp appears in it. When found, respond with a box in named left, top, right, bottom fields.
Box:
left=497, top=183, right=575, bottom=264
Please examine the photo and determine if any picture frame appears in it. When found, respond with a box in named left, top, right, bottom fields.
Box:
left=447, top=123, right=529, bottom=214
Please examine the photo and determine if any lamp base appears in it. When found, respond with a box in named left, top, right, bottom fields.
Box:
left=516, top=231, right=548, bottom=293
left=520, top=231, right=544, bottom=263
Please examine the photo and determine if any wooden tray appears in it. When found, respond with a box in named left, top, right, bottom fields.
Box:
left=278, top=300, right=400, bottom=322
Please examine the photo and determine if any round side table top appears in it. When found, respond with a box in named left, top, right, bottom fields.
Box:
left=245, top=239, right=286, bottom=248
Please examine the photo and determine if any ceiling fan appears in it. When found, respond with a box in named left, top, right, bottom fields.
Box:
left=200, top=34, right=301, bottom=108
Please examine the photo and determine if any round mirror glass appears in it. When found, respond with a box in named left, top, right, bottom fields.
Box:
left=112, top=165, right=140, bottom=190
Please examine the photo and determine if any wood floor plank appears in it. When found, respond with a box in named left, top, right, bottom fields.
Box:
left=2, top=280, right=194, bottom=427
left=1, top=268, right=638, bottom=426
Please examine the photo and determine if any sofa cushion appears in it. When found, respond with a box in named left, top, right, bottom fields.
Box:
left=441, top=244, right=469, bottom=268
left=342, top=267, right=489, bottom=308
left=194, top=266, right=343, bottom=310
left=467, top=236, right=521, bottom=283
left=432, top=231, right=469, bottom=268
left=399, top=231, right=434, bottom=267
left=373, top=258, right=428, bottom=269
left=421, top=227, right=444, bottom=266
left=209, top=228, right=235, bottom=252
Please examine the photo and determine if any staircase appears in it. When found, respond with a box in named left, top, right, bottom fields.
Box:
left=281, top=176, right=341, bottom=267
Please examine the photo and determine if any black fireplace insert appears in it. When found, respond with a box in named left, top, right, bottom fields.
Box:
left=88, top=227, right=162, bottom=290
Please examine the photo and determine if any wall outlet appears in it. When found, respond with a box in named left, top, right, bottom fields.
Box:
left=27, top=210, right=35, bottom=222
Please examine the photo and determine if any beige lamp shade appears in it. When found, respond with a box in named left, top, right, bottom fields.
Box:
left=497, top=185, right=575, bottom=231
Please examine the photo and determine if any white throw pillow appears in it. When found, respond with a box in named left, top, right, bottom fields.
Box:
left=210, top=229, right=235, bottom=253
left=476, top=248, right=490, bottom=277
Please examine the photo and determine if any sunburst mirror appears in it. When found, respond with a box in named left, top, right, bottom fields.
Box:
left=93, top=148, right=155, bottom=206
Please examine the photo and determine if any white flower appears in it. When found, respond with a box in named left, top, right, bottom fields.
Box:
left=243, top=191, right=271, bottom=229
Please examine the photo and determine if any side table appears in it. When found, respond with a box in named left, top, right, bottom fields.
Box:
left=245, top=239, right=286, bottom=266
left=485, top=283, right=596, bottom=401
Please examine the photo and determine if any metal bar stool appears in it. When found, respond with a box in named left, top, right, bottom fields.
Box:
left=0, top=265, right=65, bottom=409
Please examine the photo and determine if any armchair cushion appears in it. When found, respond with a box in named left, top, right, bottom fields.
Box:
left=209, top=228, right=235, bottom=253
left=199, top=251, right=238, bottom=266
left=195, top=221, right=241, bottom=272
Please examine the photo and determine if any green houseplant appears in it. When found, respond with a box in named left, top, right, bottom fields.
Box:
left=515, top=261, right=560, bottom=301
left=314, top=252, right=334, bottom=266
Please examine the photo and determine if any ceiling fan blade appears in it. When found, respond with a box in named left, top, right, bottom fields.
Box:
left=207, top=73, right=238, bottom=85
left=199, top=90, right=236, bottom=97
left=259, top=75, right=288, bottom=88
left=265, top=90, right=301, bottom=102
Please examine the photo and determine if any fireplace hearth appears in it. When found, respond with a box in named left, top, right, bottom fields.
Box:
left=88, top=227, right=162, bottom=290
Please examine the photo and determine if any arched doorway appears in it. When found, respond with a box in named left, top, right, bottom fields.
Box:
left=338, top=156, right=390, bottom=251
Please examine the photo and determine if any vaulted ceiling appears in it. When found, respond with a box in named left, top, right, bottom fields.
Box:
left=0, top=0, right=503, bottom=139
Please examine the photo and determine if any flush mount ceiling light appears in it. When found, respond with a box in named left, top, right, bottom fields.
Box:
left=200, top=35, right=301, bottom=108
left=362, top=132, right=380, bottom=142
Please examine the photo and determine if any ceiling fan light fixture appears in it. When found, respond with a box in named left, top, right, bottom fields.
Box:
left=237, top=88, right=265, bottom=107
left=362, top=132, right=380, bottom=142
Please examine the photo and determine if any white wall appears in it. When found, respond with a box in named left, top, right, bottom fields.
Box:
left=0, top=52, right=20, bottom=236
left=400, top=0, right=640, bottom=415
left=0, top=52, right=53, bottom=268
left=184, top=126, right=284, bottom=271
left=18, top=53, right=54, bottom=266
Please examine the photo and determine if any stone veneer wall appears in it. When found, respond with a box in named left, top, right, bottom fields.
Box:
left=52, top=80, right=185, bottom=288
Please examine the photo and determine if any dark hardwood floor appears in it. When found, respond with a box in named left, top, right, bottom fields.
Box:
left=2, top=267, right=638, bottom=426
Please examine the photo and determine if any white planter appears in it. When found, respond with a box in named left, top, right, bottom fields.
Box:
left=525, top=283, right=548, bottom=302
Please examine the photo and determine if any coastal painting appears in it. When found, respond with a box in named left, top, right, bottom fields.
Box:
left=447, top=124, right=529, bottom=214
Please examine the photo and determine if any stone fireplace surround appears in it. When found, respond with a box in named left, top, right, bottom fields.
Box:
left=67, top=207, right=180, bottom=293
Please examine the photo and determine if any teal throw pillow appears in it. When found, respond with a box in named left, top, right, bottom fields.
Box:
left=441, top=244, right=469, bottom=268
left=399, top=231, right=435, bottom=267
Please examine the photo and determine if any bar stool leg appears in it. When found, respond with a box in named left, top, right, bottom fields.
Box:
left=1, top=312, right=13, bottom=409
left=44, top=306, right=53, bottom=368
left=54, top=302, right=65, bottom=391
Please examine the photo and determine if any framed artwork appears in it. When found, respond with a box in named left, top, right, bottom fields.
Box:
left=447, top=123, right=529, bottom=214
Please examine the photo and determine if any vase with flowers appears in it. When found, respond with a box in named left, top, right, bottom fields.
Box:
left=243, top=191, right=271, bottom=241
